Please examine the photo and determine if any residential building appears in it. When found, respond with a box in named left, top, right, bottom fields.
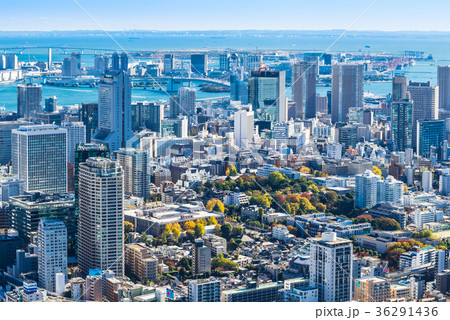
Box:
left=38, top=219, right=68, bottom=293
left=354, top=277, right=391, bottom=302
left=234, top=109, right=254, bottom=148
left=124, top=243, right=158, bottom=283
left=116, top=148, right=150, bottom=198
left=192, top=238, right=211, bottom=274
left=188, top=279, right=221, bottom=302
left=309, top=232, right=353, bottom=302
left=354, top=170, right=380, bottom=209
left=78, top=158, right=124, bottom=276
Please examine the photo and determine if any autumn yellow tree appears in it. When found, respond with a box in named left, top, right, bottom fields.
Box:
left=207, top=216, right=218, bottom=225
left=183, top=221, right=196, bottom=230
left=164, top=223, right=173, bottom=233
left=206, top=199, right=225, bottom=213
left=373, top=166, right=382, bottom=176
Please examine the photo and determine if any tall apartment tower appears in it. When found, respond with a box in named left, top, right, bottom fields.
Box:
left=354, top=169, right=380, bottom=209
left=12, top=125, right=67, bottom=193
left=17, top=83, right=42, bottom=119
left=192, top=238, right=211, bottom=275
left=78, top=158, right=124, bottom=277
left=61, top=122, right=86, bottom=165
left=438, top=65, right=450, bottom=110
left=92, top=68, right=135, bottom=153
left=248, top=70, right=287, bottom=124
left=292, top=61, right=317, bottom=119
left=234, top=109, right=254, bottom=149
left=116, top=148, right=150, bottom=198
left=38, top=219, right=68, bottom=293
left=170, top=87, right=197, bottom=118
left=309, top=232, right=353, bottom=302
left=331, top=63, right=364, bottom=123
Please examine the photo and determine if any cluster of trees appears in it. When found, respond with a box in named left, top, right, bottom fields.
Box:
left=354, top=215, right=401, bottom=231
left=384, top=239, right=424, bottom=269
left=211, top=253, right=239, bottom=272
left=412, top=230, right=433, bottom=239
left=206, top=199, right=225, bottom=213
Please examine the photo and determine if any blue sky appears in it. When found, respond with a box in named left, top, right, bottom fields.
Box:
left=2, top=0, right=450, bottom=31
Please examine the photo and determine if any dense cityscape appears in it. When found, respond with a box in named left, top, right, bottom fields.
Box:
left=1, top=27, right=450, bottom=306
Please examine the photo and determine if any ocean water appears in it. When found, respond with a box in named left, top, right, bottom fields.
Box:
left=0, top=31, right=448, bottom=111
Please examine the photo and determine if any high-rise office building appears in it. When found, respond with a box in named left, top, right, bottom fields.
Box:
left=44, top=96, right=57, bottom=113
left=191, top=54, right=208, bottom=75
left=38, top=219, right=67, bottom=293
left=132, top=101, right=164, bottom=133
left=80, top=103, right=98, bottom=143
left=354, top=170, right=381, bottom=209
left=234, top=109, right=254, bottom=149
left=331, top=63, right=364, bottom=123
left=10, top=193, right=75, bottom=245
left=61, top=122, right=86, bottom=165
left=188, top=279, right=221, bottom=302
left=94, top=55, right=109, bottom=74
left=0, top=121, right=31, bottom=165
left=219, top=54, right=231, bottom=72
left=230, top=71, right=248, bottom=104
left=416, top=120, right=445, bottom=158
left=192, top=238, right=211, bottom=274
left=92, top=68, right=135, bottom=153
left=17, top=83, right=42, bottom=119
left=116, top=148, right=150, bottom=198
left=408, top=81, right=438, bottom=145
left=438, top=65, right=450, bottom=110
left=292, top=61, right=317, bottom=119
left=391, top=78, right=414, bottom=151
left=161, top=117, right=188, bottom=138
left=163, top=54, right=174, bottom=74
left=78, top=158, right=124, bottom=276
left=248, top=70, right=287, bottom=124
left=12, top=125, right=67, bottom=193
left=309, top=232, right=353, bottom=302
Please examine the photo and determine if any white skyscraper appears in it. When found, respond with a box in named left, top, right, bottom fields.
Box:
left=309, top=232, right=353, bottom=302
left=354, top=170, right=380, bottom=209
left=377, top=175, right=404, bottom=204
left=422, top=170, right=433, bottom=193
left=178, top=87, right=197, bottom=116
left=234, top=109, right=254, bottom=149
left=38, top=219, right=67, bottom=293
left=78, top=158, right=124, bottom=276
left=61, top=122, right=86, bottom=165
left=327, top=142, right=343, bottom=160
left=12, top=125, right=67, bottom=193
left=92, top=69, right=135, bottom=153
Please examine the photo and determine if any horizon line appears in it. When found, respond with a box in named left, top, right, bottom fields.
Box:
left=3, top=29, right=450, bottom=33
